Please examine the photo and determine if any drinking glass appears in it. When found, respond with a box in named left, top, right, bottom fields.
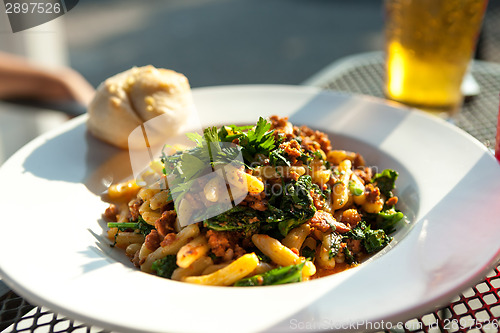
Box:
left=384, top=0, right=488, bottom=116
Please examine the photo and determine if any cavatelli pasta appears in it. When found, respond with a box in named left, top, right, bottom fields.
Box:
left=103, top=116, right=404, bottom=286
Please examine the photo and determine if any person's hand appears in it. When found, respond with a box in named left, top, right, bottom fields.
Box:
left=40, top=67, right=96, bottom=105
left=0, top=52, right=95, bottom=106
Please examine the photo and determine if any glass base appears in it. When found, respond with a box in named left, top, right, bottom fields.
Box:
left=416, top=105, right=460, bottom=120
left=385, top=95, right=462, bottom=120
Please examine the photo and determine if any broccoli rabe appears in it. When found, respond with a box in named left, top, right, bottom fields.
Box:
left=343, top=247, right=357, bottom=265
left=203, top=206, right=264, bottom=236
left=364, top=168, right=404, bottom=233
left=363, top=228, right=391, bottom=253
left=301, top=247, right=316, bottom=260
left=204, top=175, right=319, bottom=237
left=372, top=169, right=398, bottom=197
left=269, top=148, right=291, bottom=167
left=234, top=262, right=305, bottom=286
left=327, top=232, right=343, bottom=259
left=151, top=255, right=178, bottom=279
left=344, top=221, right=391, bottom=254
left=107, top=216, right=154, bottom=237
left=269, top=175, right=319, bottom=236
left=367, top=207, right=405, bottom=234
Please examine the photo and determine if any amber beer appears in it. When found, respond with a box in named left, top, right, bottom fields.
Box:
left=385, top=0, right=488, bottom=113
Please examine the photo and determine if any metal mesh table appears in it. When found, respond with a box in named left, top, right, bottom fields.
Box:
left=0, top=285, right=108, bottom=333
left=303, top=52, right=500, bottom=333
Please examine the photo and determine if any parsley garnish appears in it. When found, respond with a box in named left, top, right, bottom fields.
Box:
left=219, top=117, right=276, bottom=166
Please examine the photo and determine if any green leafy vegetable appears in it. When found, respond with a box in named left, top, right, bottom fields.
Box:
left=344, top=247, right=357, bottom=265
left=301, top=247, right=316, bottom=260
left=203, top=126, right=222, bottom=155
left=327, top=232, right=343, bottom=259
left=161, top=126, right=242, bottom=201
left=203, top=206, right=263, bottom=235
left=365, top=207, right=405, bottom=234
left=151, top=255, right=178, bottom=279
left=185, top=132, right=203, bottom=147
left=363, top=228, right=391, bottom=253
left=210, top=175, right=319, bottom=237
left=234, top=262, right=305, bottom=286
left=107, top=222, right=137, bottom=229
left=107, top=216, right=154, bottom=237
left=254, top=249, right=272, bottom=263
left=269, top=148, right=291, bottom=167
left=277, top=218, right=302, bottom=238
left=344, top=222, right=366, bottom=240
left=344, top=221, right=391, bottom=254
left=179, top=153, right=206, bottom=179
left=219, top=117, right=276, bottom=166
left=272, top=175, right=318, bottom=236
left=372, top=169, right=398, bottom=197
left=311, top=150, right=324, bottom=160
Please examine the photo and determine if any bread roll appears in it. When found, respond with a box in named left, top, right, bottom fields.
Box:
left=87, top=66, right=194, bottom=149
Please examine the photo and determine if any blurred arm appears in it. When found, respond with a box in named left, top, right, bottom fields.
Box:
left=0, top=52, right=95, bottom=106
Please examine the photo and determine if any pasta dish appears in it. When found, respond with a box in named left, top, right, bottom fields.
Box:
left=103, top=116, right=404, bottom=286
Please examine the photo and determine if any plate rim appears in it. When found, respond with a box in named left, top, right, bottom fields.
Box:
left=0, top=84, right=499, bottom=333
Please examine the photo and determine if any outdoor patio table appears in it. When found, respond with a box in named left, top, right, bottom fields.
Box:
left=0, top=52, right=499, bottom=333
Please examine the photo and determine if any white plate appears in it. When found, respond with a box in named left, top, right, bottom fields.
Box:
left=0, top=85, right=499, bottom=333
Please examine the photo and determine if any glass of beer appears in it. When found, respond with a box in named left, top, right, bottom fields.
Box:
left=384, top=0, right=488, bottom=116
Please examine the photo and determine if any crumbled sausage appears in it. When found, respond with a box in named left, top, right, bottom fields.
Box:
left=144, top=230, right=161, bottom=251
left=161, top=201, right=175, bottom=213
left=132, top=250, right=141, bottom=267
left=310, top=189, right=325, bottom=210
left=128, top=198, right=143, bottom=221
left=155, top=210, right=176, bottom=238
left=331, top=221, right=351, bottom=234
left=206, top=230, right=232, bottom=257
left=299, top=125, right=332, bottom=153
left=309, top=211, right=350, bottom=233
left=365, top=184, right=381, bottom=203
left=103, top=204, right=118, bottom=222
left=279, top=140, right=302, bottom=164
left=309, top=211, right=333, bottom=232
left=300, top=136, right=321, bottom=154
left=241, top=192, right=267, bottom=211
left=354, top=167, right=373, bottom=184
left=160, top=233, right=177, bottom=247
left=234, top=245, right=246, bottom=258
left=206, top=230, right=246, bottom=258
left=347, top=239, right=362, bottom=254
left=269, top=115, right=290, bottom=130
